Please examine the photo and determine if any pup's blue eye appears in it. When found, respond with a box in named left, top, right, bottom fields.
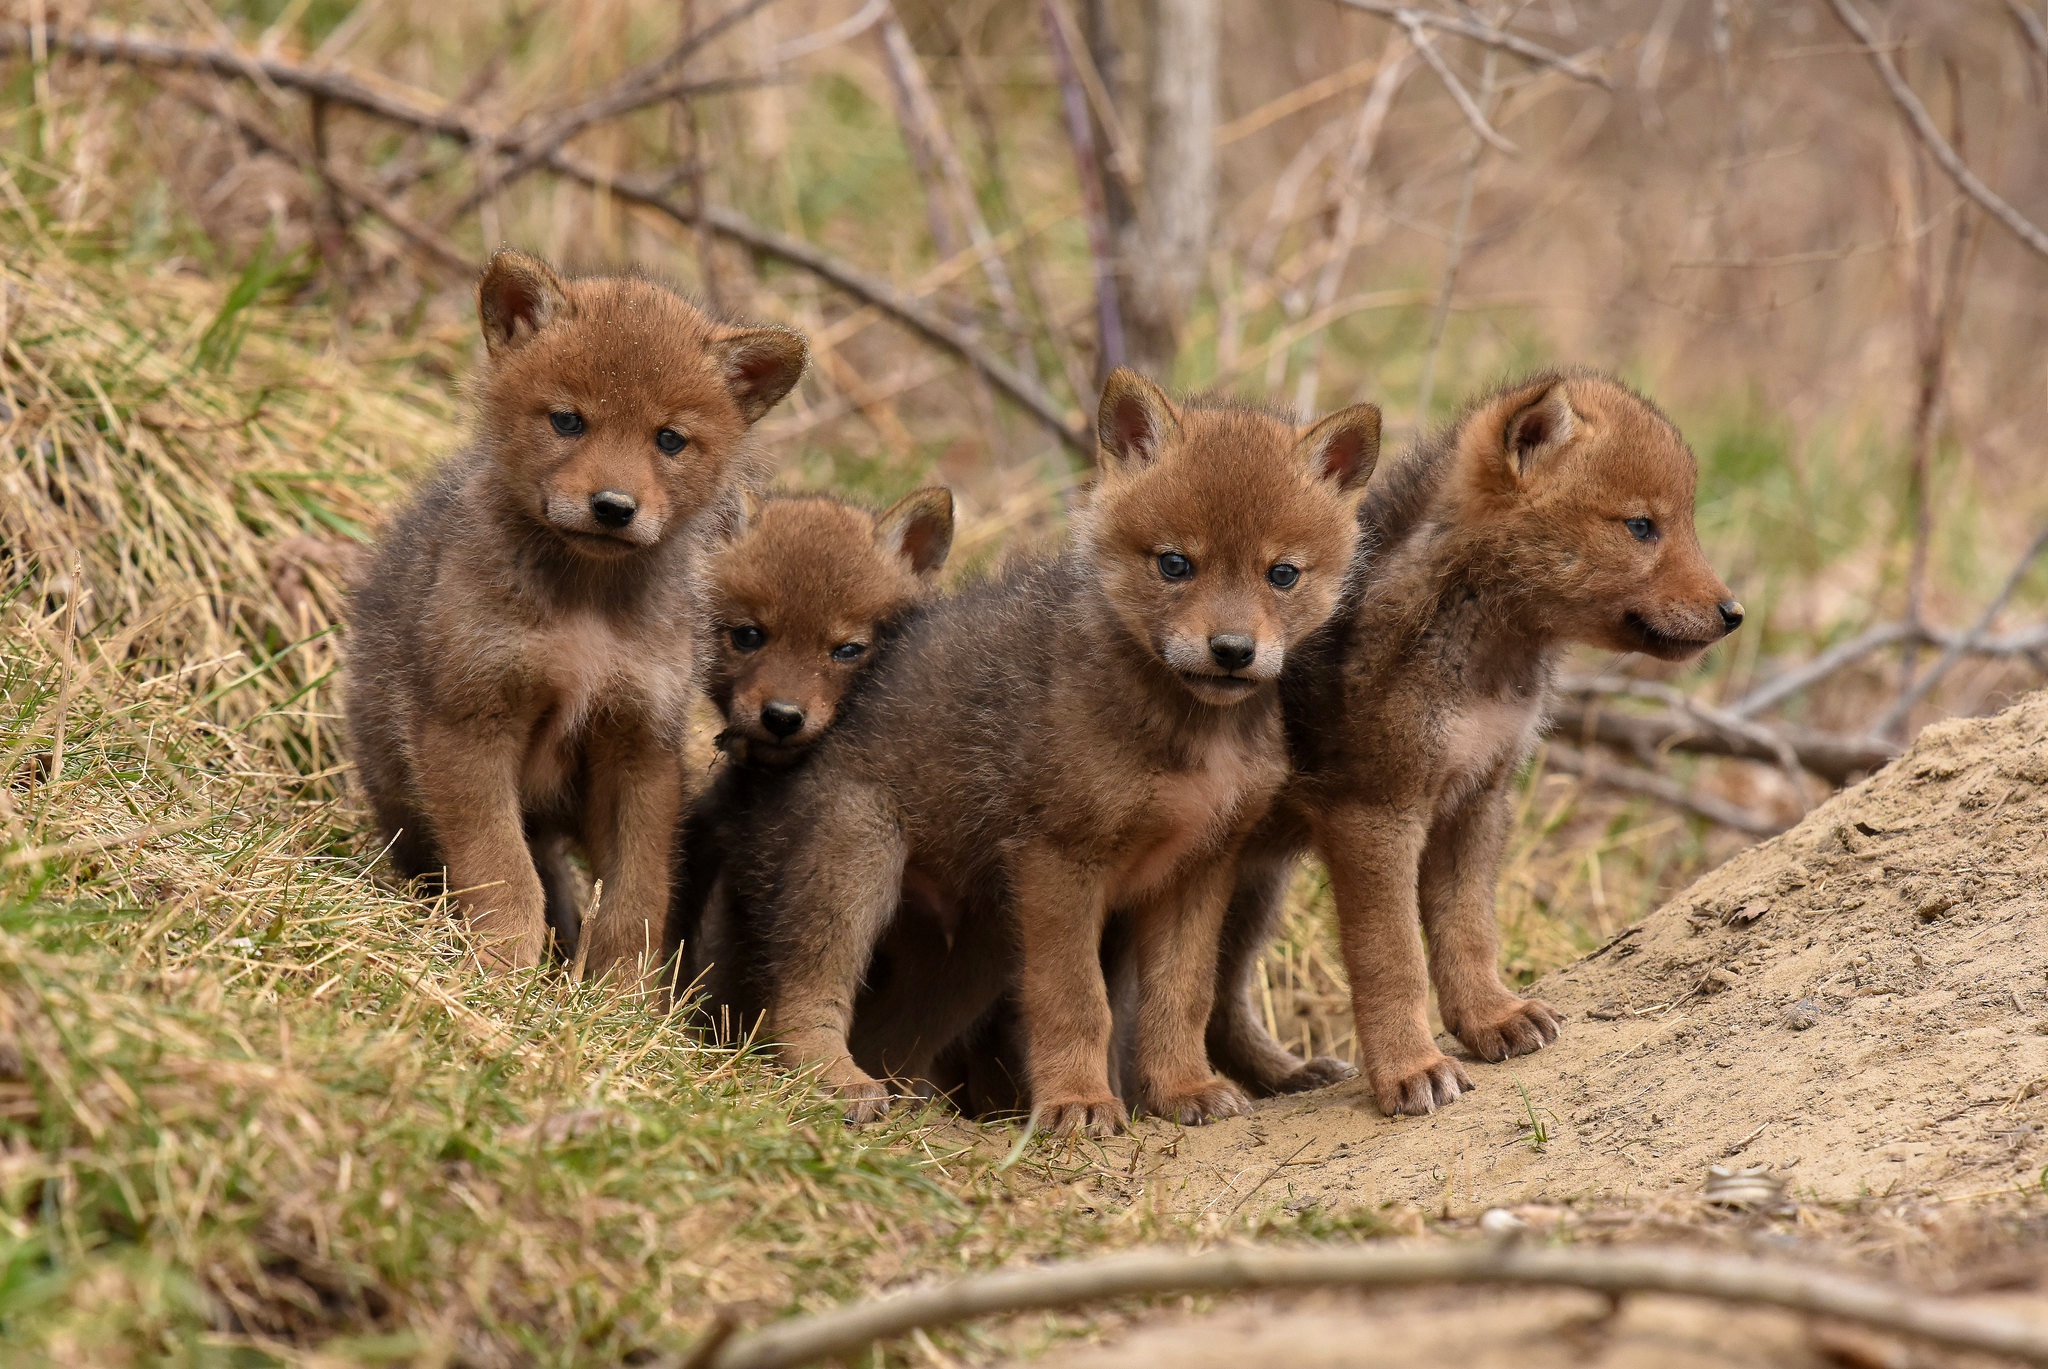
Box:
left=550, top=411, right=585, bottom=436
left=730, top=625, right=765, bottom=651
left=1624, top=516, right=1658, bottom=542
left=830, top=642, right=867, bottom=662
left=1267, top=563, right=1300, bottom=590
left=1157, top=552, right=1194, bottom=581
left=656, top=428, right=688, bottom=454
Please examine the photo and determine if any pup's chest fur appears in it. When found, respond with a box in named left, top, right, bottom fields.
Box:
left=518, top=610, right=696, bottom=802
left=1106, top=721, right=1286, bottom=905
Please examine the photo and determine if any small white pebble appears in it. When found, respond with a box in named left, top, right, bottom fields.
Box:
left=227, top=937, right=255, bottom=949
left=1479, top=1208, right=1528, bottom=1235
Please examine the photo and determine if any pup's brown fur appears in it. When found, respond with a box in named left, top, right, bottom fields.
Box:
left=665, top=488, right=955, bottom=1022
left=731, top=370, right=1378, bottom=1135
left=345, top=250, right=805, bottom=986
left=1207, top=371, right=1741, bottom=1114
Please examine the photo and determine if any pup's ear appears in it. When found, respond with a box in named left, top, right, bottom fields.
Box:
left=708, top=487, right=765, bottom=547
left=714, top=327, right=808, bottom=424
left=1295, top=403, right=1381, bottom=491
left=1502, top=382, right=1578, bottom=479
left=874, top=486, right=954, bottom=578
left=477, top=250, right=571, bottom=356
left=1096, top=368, right=1183, bottom=474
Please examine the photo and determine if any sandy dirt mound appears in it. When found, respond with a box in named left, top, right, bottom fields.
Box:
left=1144, top=690, right=2048, bottom=1217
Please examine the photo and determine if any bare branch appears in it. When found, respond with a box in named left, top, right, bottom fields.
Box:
left=1822, top=0, right=2048, bottom=262
left=1548, top=698, right=1897, bottom=786
left=688, top=1242, right=2048, bottom=1369
left=1326, top=0, right=1610, bottom=87
left=3, top=23, right=1093, bottom=458
left=2005, top=0, right=2048, bottom=69
left=1872, top=525, right=2048, bottom=739
left=1543, top=744, right=1790, bottom=836
left=1397, top=16, right=1517, bottom=155
left=1733, top=619, right=2048, bottom=719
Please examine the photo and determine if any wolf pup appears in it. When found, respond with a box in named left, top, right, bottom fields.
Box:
left=740, top=370, right=1378, bottom=1136
left=1206, top=371, right=1741, bottom=1115
left=666, top=487, right=955, bottom=1025
left=346, top=249, right=806, bottom=986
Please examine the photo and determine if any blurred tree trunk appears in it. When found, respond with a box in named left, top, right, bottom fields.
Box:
left=1085, top=0, right=1217, bottom=385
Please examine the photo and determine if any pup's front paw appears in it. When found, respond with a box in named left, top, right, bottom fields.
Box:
left=1272, top=1055, right=1358, bottom=1094
left=1034, top=1096, right=1129, bottom=1138
left=1146, top=1077, right=1252, bottom=1126
left=1368, top=1051, right=1473, bottom=1116
left=1452, top=996, right=1562, bottom=1063
left=819, top=1063, right=893, bottom=1125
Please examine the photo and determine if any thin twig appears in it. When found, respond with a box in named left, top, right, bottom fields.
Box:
left=687, top=1242, right=2048, bottom=1369
left=1398, top=15, right=1516, bottom=154
left=5, top=23, right=1092, bottom=457
left=1822, top=0, right=2048, bottom=262
left=1871, top=526, right=2048, bottom=740
left=1414, top=21, right=1499, bottom=422
left=1326, top=0, right=1609, bottom=86
left=1042, top=0, right=1125, bottom=383
left=1543, top=744, right=1788, bottom=836
left=2003, top=0, right=2048, bottom=70
left=1289, top=40, right=1413, bottom=412
left=1560, top=676, right=1811, bottom=790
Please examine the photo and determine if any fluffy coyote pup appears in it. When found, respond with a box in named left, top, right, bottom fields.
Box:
left=1207, top=371, right=1742, bottom=1115
left=346, top=249, right=806, bottom=986
left=666, top=487, right=956, bottom=1025
left=743, top=370, right=1379, bottom=1136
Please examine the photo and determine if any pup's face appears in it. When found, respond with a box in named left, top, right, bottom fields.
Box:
left=472, top=250, right=806, bottom=560
left=1081, top=370, right=1378, bottom=707
left=1457, top=376, right=1741, bottom=661
left=707, top=489, right=953, bottom=763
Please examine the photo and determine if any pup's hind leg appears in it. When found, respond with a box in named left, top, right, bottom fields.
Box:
left=1421, top=779, right=1561, bottom=1062
left=1207, top=847, right=1357, bottom=1096
left=767, top=783, right=908, bottom=1123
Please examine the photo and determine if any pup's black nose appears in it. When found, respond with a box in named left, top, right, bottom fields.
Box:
left=1718, top=600, right=1745, bottom=633
left=760, top=701, right=805, bottom=739
left=1209, top=633, right=1256, bottom=671
left=590, top=489, right=637, bottom=529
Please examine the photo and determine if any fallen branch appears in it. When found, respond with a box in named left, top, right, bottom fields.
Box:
left=4, top=23, right=1093, bottom=458
left=1542, top=744, right=1788, bottom=836
left=1548, top=700, right=1895, bottom=787
left=1823, top=0, right=2048, bottom=262
left=1326, top=0, right=1610, bottom=87
left=684, top=1241, right=2048, bottom=1369
left=2007, top=0, right=2048, bottom=69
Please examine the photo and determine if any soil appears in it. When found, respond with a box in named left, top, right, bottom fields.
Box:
left=1022, top=690, right=2048, bottom=1366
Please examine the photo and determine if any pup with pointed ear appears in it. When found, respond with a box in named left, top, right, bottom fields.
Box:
left=471, top=249, right=807, bottom=556
left=704, top=487, right=955, bottom=762
left=343, top=247, right=812, bottom=996
left=1079, top=366, right=1380, bottom=709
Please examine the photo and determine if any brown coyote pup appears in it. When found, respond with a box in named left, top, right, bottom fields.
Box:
left=737, top=370, right=1378, bottom=1135
left=346, top=249, right=805, bottom=985
left=665, top=487, right=955, bottom=1023
left=1207, top=371, right=1742, bottom=1115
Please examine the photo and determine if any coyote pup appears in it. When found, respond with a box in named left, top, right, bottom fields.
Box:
left=742, top=370, right=1379, bottom=1135
left=346, top=250, right=805, bottom=985
left=667, top=488, right=955, bottom=1024
left=1208, top=372, right=1742, bottom=1114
